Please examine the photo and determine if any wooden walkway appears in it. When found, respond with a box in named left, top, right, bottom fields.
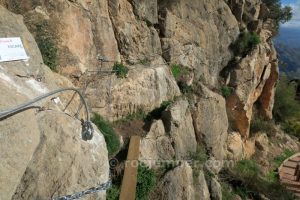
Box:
left=279, top=153, right=300, bottom=198
left=119, top=136, right=141, bottom=200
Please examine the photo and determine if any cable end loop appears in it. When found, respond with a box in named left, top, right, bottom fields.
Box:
left=82, top=120, right=94, bottom=140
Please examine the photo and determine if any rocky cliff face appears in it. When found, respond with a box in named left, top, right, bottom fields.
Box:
left=0, top=6, right=109, bottom=200
left=0, top=0, right=289, bottom=199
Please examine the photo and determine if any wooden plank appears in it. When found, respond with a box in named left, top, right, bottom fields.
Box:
left=283, top=161, right=299, bottom=168
left=289, top=157, right=300, bottom=162
left=119, top=136, right=141, bottom=200
left=281, top=167, right=296, bottom=175
left=280, top=173, right=298, bottom=181
left=282, top=180, right=300, bottom=187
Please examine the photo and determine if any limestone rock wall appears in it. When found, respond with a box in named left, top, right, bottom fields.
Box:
left=0, top=6, right=109, bottom=200
left=0, top=0, right=282, bottom=199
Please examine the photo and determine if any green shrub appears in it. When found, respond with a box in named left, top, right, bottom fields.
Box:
left=282, top=120, right=300, bottom=138
left=198, top=74, right=205, bottom=83
left=221, top=86, right=233, bottom=98
left=136, top=163, right=156, bottom=200
left=170, top=64, right=189, bottom=80
left=91, top=113, right=120, bottom=156
left=35, top=21, right=58, bottom=71
left=191, top=144, right=208, bottom=165
left=235, top=160, right=260, bottom=180
left=266, top=170, right=278, bottom=183
left=107, top=185, right=120, bottom=200
left=179, top=83, right=193, bottom=94
left=226, top=159, right=295, bottom=199
left=274, top=149, right=295, bottom=168
left=170, top=64, right=182, bottom=80
left=250, top=117, right=276, bottom=136
left=123, top=109, right=147, bottom=122
left=222, top=183, right=237, bottom=200
left=262, top=0, right=293, bottom=27
left=113, top=63, right=129, bottom=78
left=273, top=77, right=300, bottom=122
left=138, top=58, right=150, bottom=65
left=232, top=32, right=261, bottom=56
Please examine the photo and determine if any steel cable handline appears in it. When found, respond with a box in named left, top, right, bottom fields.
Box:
left=0, top=88, right=94, bottom=140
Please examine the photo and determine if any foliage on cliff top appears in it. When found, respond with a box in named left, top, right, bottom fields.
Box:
left=263, top=0, right=293, bottom=25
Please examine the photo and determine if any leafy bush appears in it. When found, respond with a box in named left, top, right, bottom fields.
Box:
left=222, top=183, right=237, bottom=200
left=273, top=77, right=300, bottom=138
left=262, top=0, right=293, bottom=27
left=120, top=109, right=147, bottom=122
left=107, top=185, right=120, bottom=200
left=170, top=64, right=182, bottom=80
left=35, top=21, right=58, bottom=71
left=225, top=159, right=295, bottom=199
left=273, top=77, right=300, bottom=122
left=282, top=120, right=300, bottom=138
left=170, top=64, right=189, bottom=80
left=221, top=86, right=233, bottom=98
left=191, top=144, right=208, bottom=165
left=113, top=63, right=129, bottom=78
left=274, top=149, right=295, bottom=168
left=136, top=163, right=156, bottom=200
left=91, top=113, right=120, bottom=156
left=232, top=32, right=261, bottom=56
left=235, top=160, right=260, bottom=180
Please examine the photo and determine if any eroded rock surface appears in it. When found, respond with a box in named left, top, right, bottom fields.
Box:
left=86, top=61, right=180, bottom=121
left=162, top=99, right=197, bottom=159
left=0, top=6, right=109, bottom=200
left=226, top=35, right=278, bottom=138
left=192, top=84, right=229, bottom=160
left=159, top=0, right=239, bottom=87
left=152, top=162, right=195, bottom=200
left=139, top=120, right=175, bottom=167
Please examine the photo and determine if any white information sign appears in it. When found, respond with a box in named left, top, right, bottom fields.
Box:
left=0, top=37, right=29, bottom=62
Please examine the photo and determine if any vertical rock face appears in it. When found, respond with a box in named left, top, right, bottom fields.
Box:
left=85, top=62, right=180, bottom=120
left=139, top=120, right=175, bottom=167
left=194, top=170, right=211, bottom=200
left=227, top=132, right=244, bottom=160
left=130, top=0, right=158, bottom=24
left=192, top=84, right=229, bottom=160
left=162, top=99, right=197, bottom=159
left=0, top=0, right=283, bottom=198
left=158, top=0, right=240, bottom=87
left=139, top=98, right=196, bottom=165
left=258, top=46, right=279, bottom=119
left=109, top=0, right=161, bottom=61
left=0, top=6, right=109, bottom=200
left=12, top=112, right=109, bottom=200
left=226, top=32, right=278, bottom=138
left=3, top=0, right=120, bottom=76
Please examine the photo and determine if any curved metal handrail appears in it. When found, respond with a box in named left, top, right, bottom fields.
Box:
left=0, top=88, right=94, bottom=140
